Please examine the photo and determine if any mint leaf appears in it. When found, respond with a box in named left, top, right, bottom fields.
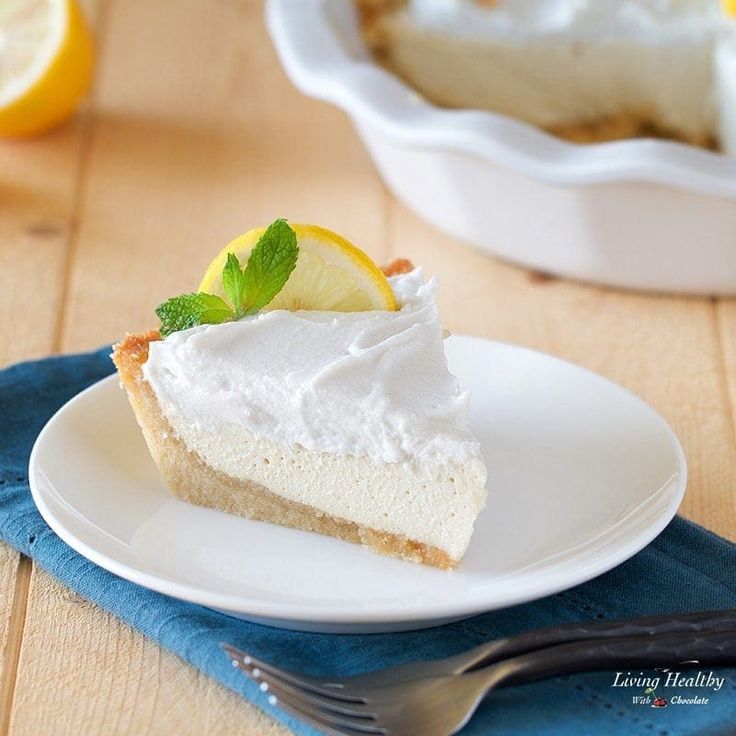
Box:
left=222, top=252, right=247, bottom=318
left=155, top=219, right=299, bottom=337
left=241, top=219, right=299, bottom=315
left=156, top=293, right=234, bottom=337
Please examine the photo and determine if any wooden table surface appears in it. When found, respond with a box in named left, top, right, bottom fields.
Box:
left=1, top=0, right=735, bottom=733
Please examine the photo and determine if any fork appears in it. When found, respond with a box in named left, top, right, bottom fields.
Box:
left=223, top=607, right=736, bottom=698
left=227, top=629, right=736, bottom=736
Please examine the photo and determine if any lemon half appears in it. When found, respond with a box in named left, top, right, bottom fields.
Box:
left=0, top=0, right=94, bottom=137
left=199, top=223, right=397, bottom=312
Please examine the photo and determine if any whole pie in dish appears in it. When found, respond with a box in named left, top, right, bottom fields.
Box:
left=358, top=0, right=736, bottom=153
left=113, top=222, right=487, bottom=569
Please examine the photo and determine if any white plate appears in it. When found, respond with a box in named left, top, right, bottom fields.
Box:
left=29, top=337, right=686, bottom=633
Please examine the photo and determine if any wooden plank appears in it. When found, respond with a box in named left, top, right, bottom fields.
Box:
left=717, top=300, right=736, bottom=419
left=0, top=0, right=99, bottom=726
left=0, top=126, right=80, bottom=732
left=0, top=553, right=29, bottom=736
left=8, top=567, right=289, bottom=736
left=387, top=203, right=736, bottom=541
left=10, top=0, right=384, bottom=733
left=0, top=118, right=87, bottom=366
left=714, top=299, right=736, bottom=534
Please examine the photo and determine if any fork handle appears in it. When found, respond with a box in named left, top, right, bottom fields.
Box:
left=455, top=608, right=736, bottom=674
left=477, top=628, right=736, bottom=691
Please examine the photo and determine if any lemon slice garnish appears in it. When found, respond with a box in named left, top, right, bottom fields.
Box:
left=723, top=0, right=736, bottom=16
left=199, top=223, right=398, bottom=312
left=0, top=0, right=94, bottom=137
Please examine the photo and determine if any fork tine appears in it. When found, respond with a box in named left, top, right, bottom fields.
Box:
left=270, top=698, right=383, bottom=736
left=247, top=664, right=378, bottom=718
left=223, top=645, right=384, bottom=732
left=263, top=679, right=387, bottom=735
left=221, top=643, right=367, bottom=702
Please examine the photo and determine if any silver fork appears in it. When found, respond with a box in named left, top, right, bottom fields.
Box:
left=222, top=608, right=736, bottom=698
left=224, top=627, right=736, bottom=736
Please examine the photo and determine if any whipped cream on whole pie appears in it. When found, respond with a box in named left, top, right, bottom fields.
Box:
left=114, top=237, right=488, bottom=570
left=361, top=0, right=736, bottom=151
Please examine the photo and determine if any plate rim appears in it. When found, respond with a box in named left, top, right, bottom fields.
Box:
left=28, top=337, right=687, bottom=627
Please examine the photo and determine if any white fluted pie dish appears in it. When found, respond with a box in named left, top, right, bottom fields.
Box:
left=267, top=0, right=736, bottom=295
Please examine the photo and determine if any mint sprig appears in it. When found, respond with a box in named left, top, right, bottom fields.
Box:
left=155, top=293, right=233, bottom=336
left=241, top=218, right=298, bottom=315
left=156, top=219, right=299, bottom=337
left=222, top=252, right=248, bottom=319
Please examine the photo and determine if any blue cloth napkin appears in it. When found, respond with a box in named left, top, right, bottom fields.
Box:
left=1, top=348, right=735, bottom=736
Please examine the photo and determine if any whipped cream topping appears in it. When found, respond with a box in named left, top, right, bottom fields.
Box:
left=143, top=270, right=482, bottom=467
left=408, top=0, right=724, bottom=42
left=388, top=0, right=734, bottom=146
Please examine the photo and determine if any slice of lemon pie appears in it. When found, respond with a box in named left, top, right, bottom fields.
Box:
left=113, top=220, right=487, bottom=569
